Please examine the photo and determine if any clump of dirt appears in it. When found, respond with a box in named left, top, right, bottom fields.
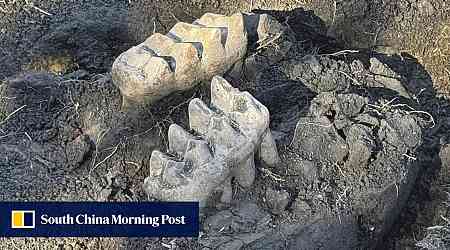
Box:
left=1, top=1, right=450, bottom=249
left=0, top=0, right=131, bottom=78
left=416, top=144, right=450, bottom=249
left=305, top=0, right=450, bottom=95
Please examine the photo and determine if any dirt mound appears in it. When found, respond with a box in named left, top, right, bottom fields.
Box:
left=0, top=1, right=131, bottom=78
left=1, top=2, right=449, bottom=250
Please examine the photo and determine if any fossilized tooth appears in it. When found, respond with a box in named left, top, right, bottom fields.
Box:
left=112, top=12, right=250, bottom=107
left=168, top=22, right=227, bottom=78
left=194, top=13, right=247, bottom=67
left=168, top=124, right=196, bottom=157
left=188, top=98, right=216, bottom=136
left=187, top=77, right=280, bottom=187
left=112, top=45, right=175, bottom=105
left=145, top=123, right=231, bottom=206
left=144, top=76, right=280, bottom=207
left=210, top=76, right=279, bottom=165
left=187, top=98, right=257, bottom=187
left=144, top=33, right=202, bottom=89
left=148, top=150, right=173, bottom=178
left=143, top=140, right=230, bottom=206
left=210, top=76, right=269, bottom=141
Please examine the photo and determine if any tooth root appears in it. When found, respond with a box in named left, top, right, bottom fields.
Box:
left=259, top=130, right=280, bottom=166
left=219, top=178, right=233, bottom=204
left=235, top=155, right=256, bottom=188
left=169, top=22, right=227, bottom=76
left=189, top=98, right=214, bottom=135
left=184, top=139, right=213, bottom=166
left=149, top=150, right=171, bottom=178
left=210, top=75, right=236, bottom=112
left=168, top=124, right=195, bottom=157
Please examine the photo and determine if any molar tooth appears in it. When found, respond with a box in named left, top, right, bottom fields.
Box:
left=230, top=92, right=270, bottom=140
left=189, top=98, right=215, bottom=135
left=143, top=33, right=176, bottom=54
left=183, top=139, right=213, bottom=167
left=162, top=160, right=189, bottom=186
left=119, top=45, right=155, bottom=70
left=169, top=23, right=227, bottom=77
left=210, top=75, right=236, bottom=113
left=149, top=150, right=171, bottom=178
left=145, top=33, right=202, bottom=88
left=196, top=13, right=247, bottom=63
left=113, top=12, right=286, bottom=107
left=167, top=43, right=202, bottom=87
left=168, top=124, right=195, bottom=157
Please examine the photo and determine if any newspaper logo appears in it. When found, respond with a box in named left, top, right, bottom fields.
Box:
left=11, top=210, right=35, bottom=229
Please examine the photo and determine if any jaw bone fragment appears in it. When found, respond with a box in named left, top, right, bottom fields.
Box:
left=112, top=12, right=247, bottom=107
left=112, top=11, right=289, bottom=108
left=143, top=76, right=279, bottom=208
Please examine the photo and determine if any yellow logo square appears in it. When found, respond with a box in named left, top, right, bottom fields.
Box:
left=11, top=210, right=35, bottom=229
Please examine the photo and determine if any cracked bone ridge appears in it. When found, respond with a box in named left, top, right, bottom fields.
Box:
left=112, top=12, right=282, bottom=107
left=143, top=76, right=280, bottom=208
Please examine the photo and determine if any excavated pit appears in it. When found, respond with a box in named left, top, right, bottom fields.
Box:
left=0, top=5, right=449, bottom=250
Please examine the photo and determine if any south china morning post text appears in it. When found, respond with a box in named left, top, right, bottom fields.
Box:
left=0, top=202, right=199, bottom=237
left=40, top=213, right=186, bottom=227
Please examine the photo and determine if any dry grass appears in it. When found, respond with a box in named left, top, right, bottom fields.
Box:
left=0, top=0, right=51, bottom=15
left=402, top=22, right=450, bottom=95
left=25, top=53, right=77, bottom=75
left=416, top=191, right=450, bottom=249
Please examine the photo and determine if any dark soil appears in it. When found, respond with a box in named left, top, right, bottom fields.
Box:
left=0, top=1, right=449, bottom=249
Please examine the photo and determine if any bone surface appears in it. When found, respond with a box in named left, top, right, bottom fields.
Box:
left=112, top=12, right=285, bottom=107
left=112, top=13, right=247, bottom=106
left=143, top=76, right=279, bottom=208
